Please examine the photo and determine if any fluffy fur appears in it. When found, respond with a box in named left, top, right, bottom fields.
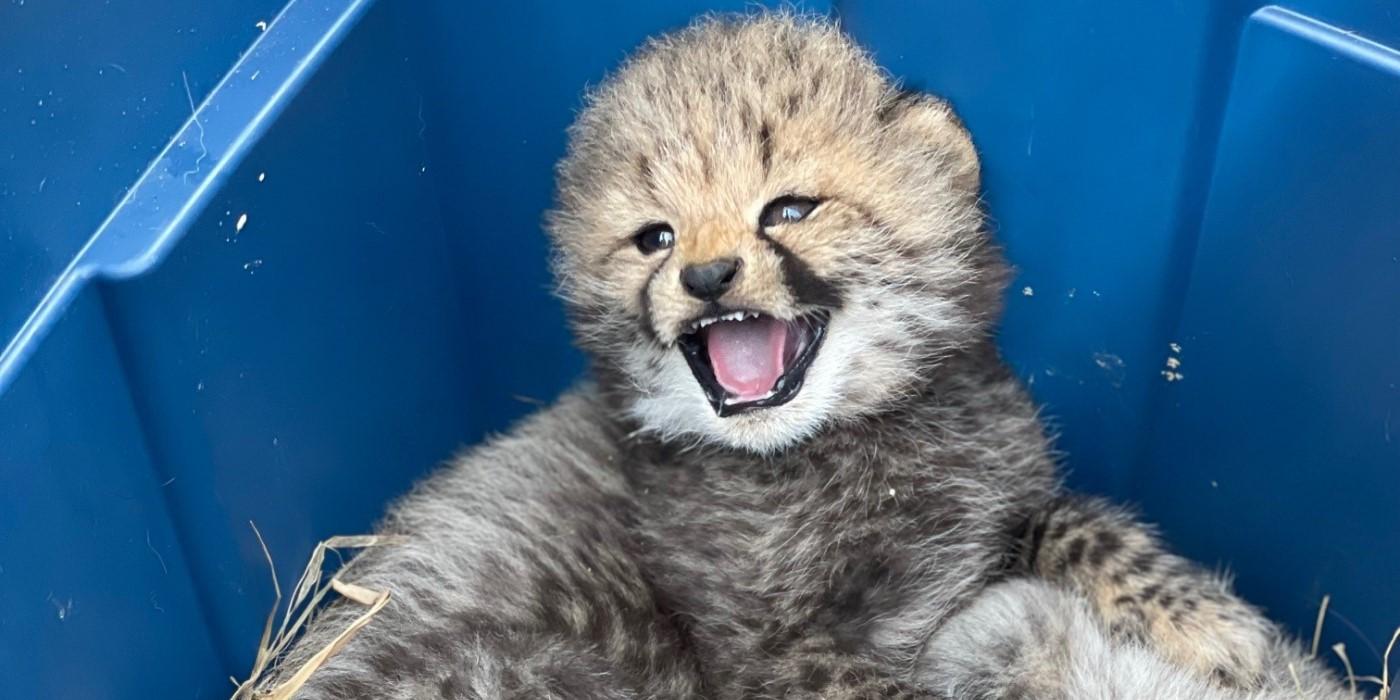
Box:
left=265, top=13, right=1355, bottom=699
left=923, top=579, right=1354, bottom=700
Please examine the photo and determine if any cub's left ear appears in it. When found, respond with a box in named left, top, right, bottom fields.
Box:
left=878, top=91, right=981, bottom=195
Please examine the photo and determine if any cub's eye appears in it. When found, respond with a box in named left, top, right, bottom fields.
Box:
left=759, top=196, right=822, bottom=228
left=633, top=223, right=675, bottom=255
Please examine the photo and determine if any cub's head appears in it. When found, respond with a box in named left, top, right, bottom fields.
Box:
left=549, top=14, right=1007, bottom=453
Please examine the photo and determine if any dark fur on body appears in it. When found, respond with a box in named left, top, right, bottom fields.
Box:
left=267, top=13, right=1353, bottom=700
left=625, top=347, right=1056, bottom=697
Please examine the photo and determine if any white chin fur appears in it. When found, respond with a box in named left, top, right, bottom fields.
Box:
left=624, top=345, right=831, bottom=454
left=624, top=296, right=937, bottom=453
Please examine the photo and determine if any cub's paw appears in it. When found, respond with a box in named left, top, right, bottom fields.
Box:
left=1101, top=575, right=1271, bottom=689
left=1027, top=497, right=1273, bottom=689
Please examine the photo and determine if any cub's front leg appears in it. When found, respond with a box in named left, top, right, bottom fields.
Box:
left=1022, top=496, right=1272, bottom=689
left=258, top=390, right=700, bottom=699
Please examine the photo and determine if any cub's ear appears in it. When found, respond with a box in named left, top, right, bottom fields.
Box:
left=878, top=91, right=981, bottom=195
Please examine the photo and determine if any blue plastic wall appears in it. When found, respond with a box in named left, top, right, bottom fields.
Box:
left=2, top=1, right=1396, bottom=696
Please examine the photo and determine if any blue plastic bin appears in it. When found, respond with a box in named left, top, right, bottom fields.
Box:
left=2, top=1, right=1396, bottom=696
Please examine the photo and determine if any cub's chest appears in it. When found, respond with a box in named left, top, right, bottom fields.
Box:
left=640, top=466, right=925, bottom=600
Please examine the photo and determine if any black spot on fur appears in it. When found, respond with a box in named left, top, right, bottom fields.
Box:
left=637, top=154, right=654, bottom=191
left=786, top=91, right=801, bottom=117
left=759, top=121, right=773, bottom=174
left=1089, top=530, right=1123, bottom=568
left=1130, top=551, right=1157, bottom=574
left=1064, top=537, right=1087, bottom=568
left=1139, top=583, right=1163, bottom=603
left=876, top=89, right=923, bottom=123
left=638, top=264, right=665, bottom=342
left=784, top=42, right=801, bottom=70
left=1110, top=621, right=1147, bottom=643
left=1016, top=514, right=1049, bottom=572
left=1212, top=667, right=1242, bottom=687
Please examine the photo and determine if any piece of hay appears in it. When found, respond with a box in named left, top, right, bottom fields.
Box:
left=1312, top=595, right=1332, bottom=659
left=229, top=522, right=406, bottom=700
left=1334, top=643, right=1359, bottom=695
left=1310, top=593, right=1398, bottom=700
left=1380, top=626, right=1399, bottom=700
left=1289, top=662, right=1307, bottom=699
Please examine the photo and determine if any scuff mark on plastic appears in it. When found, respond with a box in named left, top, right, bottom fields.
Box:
left=180, top=71, right=208, bottom=184
left=1093, top=352, right=1126, bottom=388
left=46, top=593, right=73, bottom=621
left=146, top=529, right=169, bottom=575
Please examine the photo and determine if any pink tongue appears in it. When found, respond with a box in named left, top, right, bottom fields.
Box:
left=706, top=316, right=788, bottom=401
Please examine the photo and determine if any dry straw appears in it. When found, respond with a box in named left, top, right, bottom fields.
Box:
left=229, top=522, right=407, bottom=700
left=1309, top=594, right=1398, bottom=700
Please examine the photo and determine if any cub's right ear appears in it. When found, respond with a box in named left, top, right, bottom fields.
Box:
left=878, top=91, right=981, bottom=195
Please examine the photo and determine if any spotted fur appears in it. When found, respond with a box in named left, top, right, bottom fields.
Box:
left=265, top=12, right=1355, bottom=699
left=923, top=579, right=1356, bottom=700
left=1022, top=496, right=1278, bottom=689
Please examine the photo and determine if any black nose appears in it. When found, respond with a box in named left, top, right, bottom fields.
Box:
left=680, top=258, right=741, bottom=301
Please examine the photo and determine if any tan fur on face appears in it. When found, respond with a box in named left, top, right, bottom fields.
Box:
left=548, top=12, right=1004, bottom=451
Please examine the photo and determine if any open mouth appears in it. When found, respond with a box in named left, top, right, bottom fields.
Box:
left=676, top=309, right=829, bottom=417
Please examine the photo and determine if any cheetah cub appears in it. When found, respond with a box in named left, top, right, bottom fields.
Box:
left=269, top=13, right=1355, bottom=700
